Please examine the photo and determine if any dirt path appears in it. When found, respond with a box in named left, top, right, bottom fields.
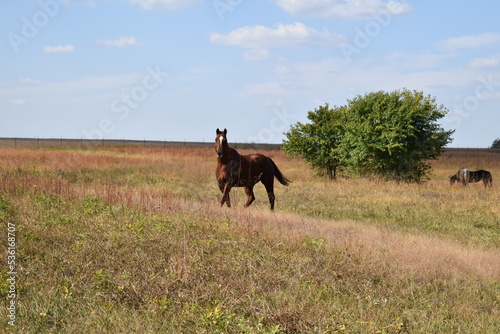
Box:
left=174, top=198, right=500, bottom=281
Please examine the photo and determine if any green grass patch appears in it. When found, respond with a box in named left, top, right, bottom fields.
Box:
left=0, top=147, right=498, bottom=333
left=0, top=190, right=497, bottom=333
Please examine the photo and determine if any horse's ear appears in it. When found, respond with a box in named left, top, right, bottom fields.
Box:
left=223, top=128, right=227, bottom=135
left=216, top=128, right=221, bottom=135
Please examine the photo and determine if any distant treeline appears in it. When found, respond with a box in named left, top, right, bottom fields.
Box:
left=0, top=137, right=282, bottom=150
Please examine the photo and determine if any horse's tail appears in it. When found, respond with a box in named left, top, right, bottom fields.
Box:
left=271, top=160, right=291, bottom=186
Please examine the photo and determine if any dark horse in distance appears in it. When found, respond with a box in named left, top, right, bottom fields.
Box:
left=469, top=170, right=493, bottom=187
left=449, top=168, right=493, bottom=187
left=215, top=128, right=290, bottom=210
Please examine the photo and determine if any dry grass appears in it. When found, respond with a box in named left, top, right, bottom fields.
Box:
left=0, top=145, right=498, bottom=333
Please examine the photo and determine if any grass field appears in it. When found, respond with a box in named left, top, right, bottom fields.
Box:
left=0, top=144, right=499, bottom=333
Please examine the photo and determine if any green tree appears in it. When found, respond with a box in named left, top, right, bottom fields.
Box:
left=282, top=104, right=345, bottom=179
left=491, top=138, right=500, bottom=148
left=339, top=89, right=454, bottom=182
left=283, top=89, right=454, bottom=183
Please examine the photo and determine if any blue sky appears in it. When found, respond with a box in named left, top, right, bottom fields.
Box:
left=1, top=0, right=499, bottom=147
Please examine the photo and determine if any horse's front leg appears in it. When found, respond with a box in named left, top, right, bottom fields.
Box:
left=243, top=185, right=255, bottom=208
left=220, top=183, right=232, bottom=208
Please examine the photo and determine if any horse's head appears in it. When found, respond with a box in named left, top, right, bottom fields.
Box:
left=215, top=128, right=228, bottom=158
left=449, top=175, right=456, bottom=185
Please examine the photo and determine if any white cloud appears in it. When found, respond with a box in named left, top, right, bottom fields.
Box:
left=210, top=22, right=346, bottom=49
left=19, top=77, right=41, bottom=84
left=243, top=49, right=270, bottom=61
left=9, top=99, right=28, bottom=106
left=129, top=0, right=201, bottom=11
left=439, top=33, right=500, bottom=51
left=65, top=1, right=97, bottom=8
left=243, top=82, right=289, bottom=97
left=0, top=72, right=148, bottom=109
left=469, top=56, right=499, bottom=68
left=387, top=52, right=456, bottom=70
left=238, top=55, right=490, bottom=104
left=276, top=65, right=293, bottom=74
left=43, top=45, right=75, bottom=53
left=272, top=0, right=412, bottom=20
left=96, top=36, right=140, bottom=48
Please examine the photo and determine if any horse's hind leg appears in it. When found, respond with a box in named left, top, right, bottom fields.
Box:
left=244, top=185, right=255, bottom=208
left=268, top=192, right=275, bottom=211
left=263, top=180, right=275, bottom=210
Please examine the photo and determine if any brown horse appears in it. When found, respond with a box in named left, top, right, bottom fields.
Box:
left=215, top=128, right=290, bottom=210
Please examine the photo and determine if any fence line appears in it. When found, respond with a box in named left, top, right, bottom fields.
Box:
left=2, top=138, right=496, bottom=152
left=0, top=137, right=282, bottom=150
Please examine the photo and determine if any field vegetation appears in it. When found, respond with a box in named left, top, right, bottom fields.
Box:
left=0, top=144, right=498, bottom=333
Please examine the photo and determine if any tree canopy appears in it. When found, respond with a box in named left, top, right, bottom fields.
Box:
left=282, top=104, right=345, bottom=179
left=491, top=138, right=500, bottom=149
left=283, top=89, right=454, bottom=183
